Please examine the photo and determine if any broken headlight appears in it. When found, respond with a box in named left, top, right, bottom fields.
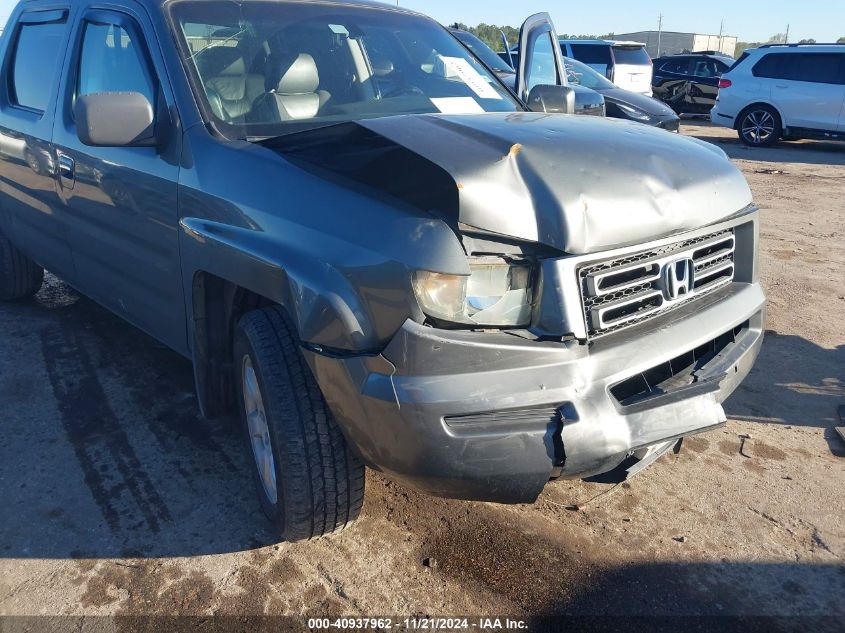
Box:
left=412, top=257, right=534, bottom=327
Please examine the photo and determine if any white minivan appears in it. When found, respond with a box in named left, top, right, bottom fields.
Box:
left=711, top=44, right=845, bottom=146
left=559, top=39, right=653, bottom=95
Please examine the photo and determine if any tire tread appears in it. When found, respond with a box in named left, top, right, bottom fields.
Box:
left=0, top=233, right=44, bottom=301
left=237, top=306, right=364, bottom=541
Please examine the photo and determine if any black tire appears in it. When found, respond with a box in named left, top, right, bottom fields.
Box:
left=0, top=231, right=44, bottom=301
left=737, top=104, right=782, bottom=147
left=233, top=305, right=365, bottom=541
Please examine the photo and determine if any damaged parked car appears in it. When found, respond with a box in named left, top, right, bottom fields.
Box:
left=449, top=26, right=606, bottom=117
left=0, top=0, right=765, bottom=541
left=564, top=56, right=680, bottom=130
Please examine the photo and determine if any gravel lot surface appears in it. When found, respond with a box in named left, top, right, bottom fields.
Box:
left=1, top=121, right=843, bottom=629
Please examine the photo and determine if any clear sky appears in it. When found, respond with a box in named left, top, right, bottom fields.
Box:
left=0, top=0, right=840, bottom=43
left=396, top=0, right=841, bottom=43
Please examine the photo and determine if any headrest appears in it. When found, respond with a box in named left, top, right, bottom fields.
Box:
left=274, top=53, right=320, bottom=95
left=199, top=46, right=247, bottom=77
left=370, top=55, right=394, bottom=77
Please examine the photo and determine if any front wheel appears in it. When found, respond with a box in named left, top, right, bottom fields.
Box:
left=0, top=231, right=44, bottom=301
left=234, top=305, right=365, bottom=541
left=738, top=105, right=782, bottom=147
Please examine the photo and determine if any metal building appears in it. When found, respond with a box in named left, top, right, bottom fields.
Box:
left=614, top=31, right=737, bottom=58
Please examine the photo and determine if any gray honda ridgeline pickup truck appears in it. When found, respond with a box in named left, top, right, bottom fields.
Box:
left=0, top=0, right=764, bottom=540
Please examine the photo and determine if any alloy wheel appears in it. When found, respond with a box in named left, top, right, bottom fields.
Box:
left=741, top=109, right=776, bottom=145
left=242, top=356, right=278, bottom=505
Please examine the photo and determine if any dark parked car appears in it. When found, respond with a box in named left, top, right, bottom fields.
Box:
left=564, top=56, right=680, bottom=130
left=450, top=27, right=605, bottom=117
left=652, top=52, right=734, bottom=114
left=1, top=2, right=764, bottom=542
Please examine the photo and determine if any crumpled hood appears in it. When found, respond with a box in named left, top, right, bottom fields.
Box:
left=269, top=112, right=752, bottom=254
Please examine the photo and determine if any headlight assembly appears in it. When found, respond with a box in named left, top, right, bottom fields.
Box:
left=413, top=257, right=534, bottom=327
left=617, top=102, right=651, bottom=121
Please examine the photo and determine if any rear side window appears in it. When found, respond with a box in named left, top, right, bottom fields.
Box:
left=753, top=52, right=844, bottom=84
left=730, top=51, right=750, bottom=70
left=9, top=12, right=68, bottom=111
left=660, top=58, right=689, bottom=74
left=613, top=46, right=650, bottom=65
left=77, top=22, right=156, bottom=104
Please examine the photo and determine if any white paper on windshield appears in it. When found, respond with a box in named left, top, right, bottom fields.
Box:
left=430, top=97, right=485, bottom=114
left=437, top=56, right=502, bottom=100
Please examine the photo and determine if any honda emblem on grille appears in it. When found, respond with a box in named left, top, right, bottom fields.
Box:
left=661, top=258, right=695, bottom=301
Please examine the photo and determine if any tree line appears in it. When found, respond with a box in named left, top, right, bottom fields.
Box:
left=450, top=22, right=614, bottom=52
left=450, top=23, right=845, bottom=59
left=734, top=35, right=845, bottom=57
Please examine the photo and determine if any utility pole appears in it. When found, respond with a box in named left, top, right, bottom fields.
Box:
left=784, top=24, right=789, bottom=43
left=657, top=13, right=663, bottom=57
left=717, top=19, right=724, bottom=55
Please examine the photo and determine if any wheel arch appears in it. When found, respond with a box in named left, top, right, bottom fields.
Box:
left=180, top=218, right=386, bottom=419
left=190, top=270, right=273, bottom=419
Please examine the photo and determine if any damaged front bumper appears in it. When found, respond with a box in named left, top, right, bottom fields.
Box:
left=306, top=282, right=765, bottom=504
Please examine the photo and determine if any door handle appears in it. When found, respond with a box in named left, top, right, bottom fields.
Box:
left=57, top=153, right=75, bottom=190
left=775, top=84, right=788, bottom=89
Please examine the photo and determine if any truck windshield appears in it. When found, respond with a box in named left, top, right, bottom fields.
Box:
left=168, top=1, right=520, bottom=139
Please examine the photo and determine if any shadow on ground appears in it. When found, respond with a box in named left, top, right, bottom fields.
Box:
left=0, top=275, right=279, bottom=559
left=681, top=121, right=845, bottom=166
left=1, top=276, right=843, bottom=562
left=527, top=563, right=844, bottom=632
left=724, top=330, right=845, bottom=455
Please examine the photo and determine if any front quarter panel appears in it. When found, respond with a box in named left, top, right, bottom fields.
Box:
left=178, top=128, right=469, bottom=351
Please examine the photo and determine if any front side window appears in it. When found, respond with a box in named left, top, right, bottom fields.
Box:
left=77, top=21, right=156, bottom=104
left=525, top=32, right=558, bottom=92
left=9, top=14, right=68, bottom=111
left=692, top=59, right=719, bottom=78
left=168, top=1, right=519, bottom=139
left=753, top=52, right=844, bottom=84
left=797, top=53, right=844, bottom=84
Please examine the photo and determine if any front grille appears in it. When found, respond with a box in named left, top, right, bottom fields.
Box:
left=579, top=229, right=736, bottom=338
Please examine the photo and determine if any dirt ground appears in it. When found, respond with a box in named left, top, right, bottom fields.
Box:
left=1, top=121, right=843, bottom=629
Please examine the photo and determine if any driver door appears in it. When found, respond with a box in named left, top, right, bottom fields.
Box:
left=52, top=4, right=186, bottom=353
left=515, top=13, right=567, bottom=103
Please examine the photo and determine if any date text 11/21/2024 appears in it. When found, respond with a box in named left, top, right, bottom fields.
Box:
left=307, top=617, right=528, bottom=630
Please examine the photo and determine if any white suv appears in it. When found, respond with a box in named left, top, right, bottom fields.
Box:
left=711, top=44, right=845, bottom=146
left=559, top=40, right=653, bottom=96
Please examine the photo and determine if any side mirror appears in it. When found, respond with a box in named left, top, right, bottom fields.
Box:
left=526, top=84, right=576, bottom=115
left=74, top=92, right=157, bottom=147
